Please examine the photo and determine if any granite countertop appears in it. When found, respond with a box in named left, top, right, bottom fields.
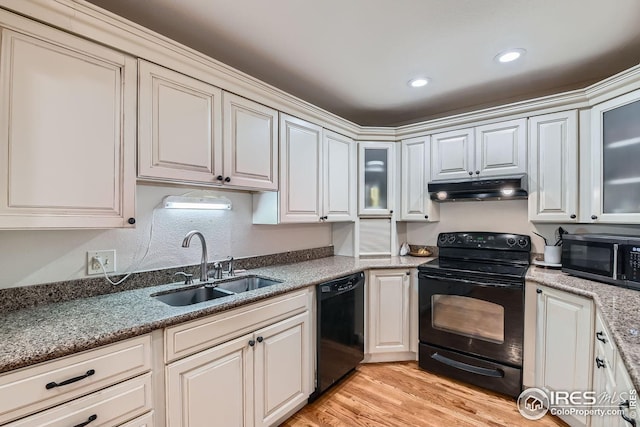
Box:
left=527, top=266, right=640, bottom=390
left=0, top=255, right=430, bottom=374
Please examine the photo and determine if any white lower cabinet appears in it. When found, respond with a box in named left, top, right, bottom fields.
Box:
left=0, top=335, right=153, bottom=427
left=365, top=269, right=417, bottom=362
left=164, top=290, right=312, bottom=427
left=535, top=285, right=593, bottom=427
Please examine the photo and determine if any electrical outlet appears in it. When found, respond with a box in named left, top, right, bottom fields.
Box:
left=87, top=250, right=116, bottom=275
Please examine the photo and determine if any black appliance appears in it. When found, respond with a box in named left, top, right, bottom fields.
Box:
left=428, top=175, right=528, bottom=202
left=311, top=272, right=365, bottom=400
left=562, top=233, right=640, bottom=290
left=418, top=232, right=530, bottom=397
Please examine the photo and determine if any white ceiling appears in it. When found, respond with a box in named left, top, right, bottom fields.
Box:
left=86, top=0, right=640, bottom=126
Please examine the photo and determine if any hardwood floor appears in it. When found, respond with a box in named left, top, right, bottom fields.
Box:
left=281, top=362, right=567, bottom=427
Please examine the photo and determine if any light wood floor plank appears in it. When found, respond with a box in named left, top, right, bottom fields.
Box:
left=281, top=361, right=566, bottom=427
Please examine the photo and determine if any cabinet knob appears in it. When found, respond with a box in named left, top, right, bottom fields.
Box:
left=323, top=216, right=328, bottom=220
left=468, top=171, right=473, bottom=176
left=619, top=400, right=636, bottom=426
left=127, top=217, right=136, bottom=225
left=390, top=210, right=393, bottom=214
left=475, top=170, right=480, bottom=175
left=248, top=340, right=255, bottom=347
left=224, top=177, right=231, bottom=183
left=595, top=357, right=605, bottom=369
left=596, top=331, right=607, bottom=344
left=216, top=175, right=224, bottom=181
left=570, top=214, right=577, bottom=219
left=257, top=336, right=264, bottom=343
left=591, top=215, right=598, bottom=220
left=424, top=215, right=429, bottom=219
left=536, top=289, right=542, bottom=294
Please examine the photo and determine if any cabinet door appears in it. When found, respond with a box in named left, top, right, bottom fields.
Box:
left=279, top=114, right=323, bottom=223
left=475, top=118, right=527, bottom=178
left=358, top=142, right=395, bottom=215
left=254, top=312, right=310, bottom=427
left=529, top=111, right=578, bottom=222
left=323, top=130, right=356, bottom=222
left=367, top=270, right=411, bottom=354
left=430, top=128, right=474, bottom=181
left=0, top=26, right=135, bottom=229
left=535, top=285, right=593, bottom=427
left=589, top=89, right=640, bottom=223
left=223, top=93, right=278, bottom=190
left=166, top=334, right=253, bottom=427
left=614, top=355, right=639, bottom=427
left=138, top=60, right=222, bottom=185
left=400, top=136, right=439, bottom=221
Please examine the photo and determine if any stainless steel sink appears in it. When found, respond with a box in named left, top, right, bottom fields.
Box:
left=216, top=276, right=282, bottom=293
left=153, top=286, right=235, bottom=307
left=152, top=275, right=282, bottom=307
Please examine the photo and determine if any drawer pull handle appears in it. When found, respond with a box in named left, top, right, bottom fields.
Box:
left=596, top=331, right=607, bottom=343
left=73, top=414, right=97, bottom=427
left=45, top=369, right=95, bottom=389
left=619, top=400, right=636, bottom=427
left=595, top=357, right=605, bottom=369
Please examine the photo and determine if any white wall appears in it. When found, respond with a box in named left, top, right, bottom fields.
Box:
left=406, top=200, right=640, bottom=253
left=0, top=184, right=332, bottom=289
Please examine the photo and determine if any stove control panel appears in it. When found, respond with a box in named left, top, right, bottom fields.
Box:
left=437, top=232, right=531, bottom=251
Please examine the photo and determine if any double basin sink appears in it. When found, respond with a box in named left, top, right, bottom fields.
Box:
left=153, top=275, right=282, bottom=307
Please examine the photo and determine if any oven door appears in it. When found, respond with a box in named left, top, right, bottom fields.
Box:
left=418, top=272, right=523, bottom=366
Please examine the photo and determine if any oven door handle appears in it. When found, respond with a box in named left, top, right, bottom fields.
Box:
left=419, top=273, right=521, bottom=288
left=431, top=352, right=504, bottom=378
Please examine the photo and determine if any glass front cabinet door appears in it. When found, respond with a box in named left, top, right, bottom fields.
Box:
left=358, top=142, right=395, bottom=216
left=589, top=89, right=640, bottom=223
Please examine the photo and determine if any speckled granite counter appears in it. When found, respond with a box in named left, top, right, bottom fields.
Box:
left=0, top=255, right=429, bottom=374
left=527, top=266, right=640, bottom=390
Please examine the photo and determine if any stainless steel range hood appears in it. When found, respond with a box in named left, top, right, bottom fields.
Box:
left=428, top=175, right=528, bottom=202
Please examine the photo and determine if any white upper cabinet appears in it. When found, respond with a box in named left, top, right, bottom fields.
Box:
left=359, top=142, right=395, bottom=216
left=0, top=24, right=136, bottom=229
left=430, top=129, right=474, bottom=181
left=587, top=89, right=640, bottom=223
left=223, top=93, right=278, bottom=191
left=138, top=59, right=223, bottom=185
left=529, top=111, right=579, bottom=222
left=323, top=129, right=356, bottom=222
left=278, top=114, right=323, bottom=223
left=431, top=118, right=527, bottom=181
left=253, top=117, right=356, bottom=224
left=139, top=61, right=278, bottom=191
left=400, top=136, right=439, bottom=222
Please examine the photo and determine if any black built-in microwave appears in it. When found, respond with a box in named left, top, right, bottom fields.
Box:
left=562, top=234, right=640, bottom=290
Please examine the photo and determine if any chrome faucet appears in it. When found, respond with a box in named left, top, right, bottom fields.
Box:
left=181, top=230, right=208, bottom=282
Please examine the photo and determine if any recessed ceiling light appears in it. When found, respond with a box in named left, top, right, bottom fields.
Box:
left=408, top=77, right=429, bottom=88
left=495, top=49, right=526, bottom=63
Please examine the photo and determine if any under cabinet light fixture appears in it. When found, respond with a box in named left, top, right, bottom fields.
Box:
left=163, top=192, right=232, bottom=210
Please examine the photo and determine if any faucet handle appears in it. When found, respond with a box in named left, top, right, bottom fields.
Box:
left=174, top=272, right=194, bottom=285
left=226, top=256, right=235, bottom=277
left=209, top=262, right=223, bottom=280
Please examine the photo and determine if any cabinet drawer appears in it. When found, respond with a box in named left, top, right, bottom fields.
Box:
left=6, top=373, right=152, bottom=427
left=117, top=411, right=154, bottom=427
left=595, top=312, right=616, bottom=366
left=0, top=335, right=152, bottom=424
left=165, top=290, right=309, bottom=362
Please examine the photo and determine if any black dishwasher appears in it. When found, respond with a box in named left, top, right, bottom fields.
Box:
left=311, top=271, right=365, bottom=400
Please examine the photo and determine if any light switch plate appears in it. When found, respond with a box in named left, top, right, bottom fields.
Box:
left=87, top=250, right=116, bottom=275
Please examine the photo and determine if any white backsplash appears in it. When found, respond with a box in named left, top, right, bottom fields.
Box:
left=406, top=200, right=640, bottom=254
left=0, top=184, right=331, bottom=289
